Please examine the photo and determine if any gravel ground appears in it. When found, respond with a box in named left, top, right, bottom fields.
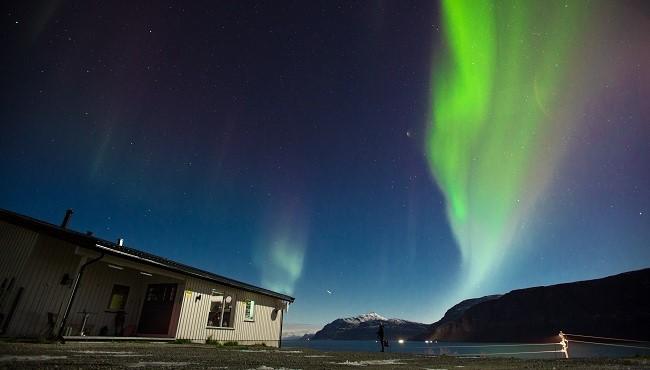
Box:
left=0, top=342, right=649, bottom=369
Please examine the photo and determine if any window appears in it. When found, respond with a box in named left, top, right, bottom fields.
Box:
left=207, top=291, right=234, bottom=328
left=145, top=284, right=176, bottom=302
left=107, top=284, right=130, bottom=311
left=145, top=284, right=176, bottom=303
left=244, top=300, right=255, bottom=321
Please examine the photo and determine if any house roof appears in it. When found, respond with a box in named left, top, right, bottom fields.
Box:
left=0, top=208, right=294, bottom=303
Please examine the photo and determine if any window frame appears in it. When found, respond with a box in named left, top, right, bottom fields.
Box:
left=244, top=300, right=255, bottom=322
left=106, top=284, right=130, bottom=312
left=206, top=290, right=236, bottom=329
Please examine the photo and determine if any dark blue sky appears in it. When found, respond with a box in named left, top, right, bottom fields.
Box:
left=1, top=1, right=648, bottom=328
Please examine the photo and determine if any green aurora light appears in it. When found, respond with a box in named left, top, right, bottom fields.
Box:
left=259, top=234, right=305, bottom=295
left=254, top=202, right=307, bottom=296
left=427, top=0, right=587, bottom=293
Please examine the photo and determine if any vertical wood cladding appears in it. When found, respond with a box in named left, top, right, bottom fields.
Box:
left=0, top=221, right=40, bottom=335
left=2, top=231, right=81, bottom=337
left=176, top=277, right=285, bottom=346
left=0, top=220, right=289, bottom=345
left=0, top=221, right=38, bottom=287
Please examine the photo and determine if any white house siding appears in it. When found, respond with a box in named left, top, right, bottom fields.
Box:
left=0, top=221, right=39, bottom=285
left=0, top=218, right=290, bottom=342
left=0, top=221, right=41, bottom=336
left=67, top=261, right=147, bottom=336
left=67, top=260, right=185, bottom=337
left=176, top=277, right=285, bottom=346
left=0, top=225, right=187, bottom=338
left=3, top=234, right=81, bottom=337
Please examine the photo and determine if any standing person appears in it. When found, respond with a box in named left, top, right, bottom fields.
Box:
left=377, top=323, right=385, bottom=352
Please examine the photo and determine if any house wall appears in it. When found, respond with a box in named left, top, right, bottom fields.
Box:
left=67, top=260, right=185, bottom=337
left=0, top=219, right=289, bottom=343
left=0, top=220, right=41, bottom=336
left=1, top=230, right=82, bottom=337
left=67, top=261, right=147, bottom=336
left=0, top=222, right=187, bottom=338
left=0, top=221, right=39, bottom=282
left=176, top=277, right=285, bottom=346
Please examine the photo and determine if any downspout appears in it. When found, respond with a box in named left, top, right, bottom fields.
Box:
left=57, top=252, right=105, bottom=341
left=279, top=304, right=286, bottom=348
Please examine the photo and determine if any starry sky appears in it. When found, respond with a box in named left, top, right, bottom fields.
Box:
left=1, top=1, right=649, bottom=329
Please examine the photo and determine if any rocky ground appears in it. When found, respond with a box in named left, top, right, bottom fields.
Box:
left=0, top=341, right=649, bottom=369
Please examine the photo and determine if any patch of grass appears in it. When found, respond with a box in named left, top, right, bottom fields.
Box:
left=223, top=341, right=238, bottom=346
left=205, top=336, right=219, bottom=345
left=171, top=338, right=193, bottom=344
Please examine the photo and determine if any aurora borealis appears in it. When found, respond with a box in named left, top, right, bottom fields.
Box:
left=1, top=0, right=649, bottom=330
left=427, top=0, right=587, bottom=295
left=254, top=199, right=307, bottom=295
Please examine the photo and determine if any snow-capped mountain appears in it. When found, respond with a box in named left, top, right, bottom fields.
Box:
left=342, top=312, right=387, bottom=324
left=312, top=312, right=428, bottom=340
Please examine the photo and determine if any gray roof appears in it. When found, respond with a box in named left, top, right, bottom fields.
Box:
left=0, top=208, right=294, bottom=303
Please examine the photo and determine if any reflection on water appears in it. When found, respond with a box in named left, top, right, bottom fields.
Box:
left=282, top=340, right=650, bottom=359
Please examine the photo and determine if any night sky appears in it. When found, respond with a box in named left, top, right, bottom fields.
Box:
left=1, top=1, right=649, bottom=331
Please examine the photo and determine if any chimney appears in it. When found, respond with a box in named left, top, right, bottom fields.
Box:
left=61, top=209, right=74, bottom=229
left=117, top=238, right=124, bottom=246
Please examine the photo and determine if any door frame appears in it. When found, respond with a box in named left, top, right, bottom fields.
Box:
left=136, top=283, right=178, bottom=336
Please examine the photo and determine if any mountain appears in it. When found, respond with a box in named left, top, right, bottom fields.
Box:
left=300, top=333, right=315, bottom=341
left=282, top=333, right=315, bottom=341
left=312, top=312, right=429, bottom=340
left=281, top=323, right=321, bottom=339
left=435, top=295, right=502, bottom=323
left=410, top=295, right=501, bottom=340
left=422, top=268, right=650, bottom=342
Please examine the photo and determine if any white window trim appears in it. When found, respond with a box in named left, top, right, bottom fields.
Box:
left=243, top=300, right=255, bottom=322
left=207, top=291, right=236, bottom=328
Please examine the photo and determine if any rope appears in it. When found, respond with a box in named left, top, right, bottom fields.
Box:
left=413, top=332, right=650, bottom=358
left=563, top=333, right=650, bottom=344
left=567, top=339, right=650, bottom=350
left=420, top=343, right=560, bottom=348
left=457, top=350, right=565, bottom=356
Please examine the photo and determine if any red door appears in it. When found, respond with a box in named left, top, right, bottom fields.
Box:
left=137, top=283, right=177, bottom=335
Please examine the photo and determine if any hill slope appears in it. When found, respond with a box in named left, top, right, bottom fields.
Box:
left=424, top=268, right=650, bottom=342
left=411, top=295, right=501, bottom=340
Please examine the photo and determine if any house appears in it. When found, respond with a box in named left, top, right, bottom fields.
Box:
left=0, top=208, right=294, bottom=346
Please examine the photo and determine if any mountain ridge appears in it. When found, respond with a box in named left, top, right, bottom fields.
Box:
left=312, top=312, right=429, bottom=340
left=423, top=268, right=650, bottom=342
left=410, top=295, right=501, bottom=341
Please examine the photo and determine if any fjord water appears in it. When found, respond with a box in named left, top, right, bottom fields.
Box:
left=282, top=340, right=650, bottom=358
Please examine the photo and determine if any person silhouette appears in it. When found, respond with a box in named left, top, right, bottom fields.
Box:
left=377, top=323, right=385, bottom=352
